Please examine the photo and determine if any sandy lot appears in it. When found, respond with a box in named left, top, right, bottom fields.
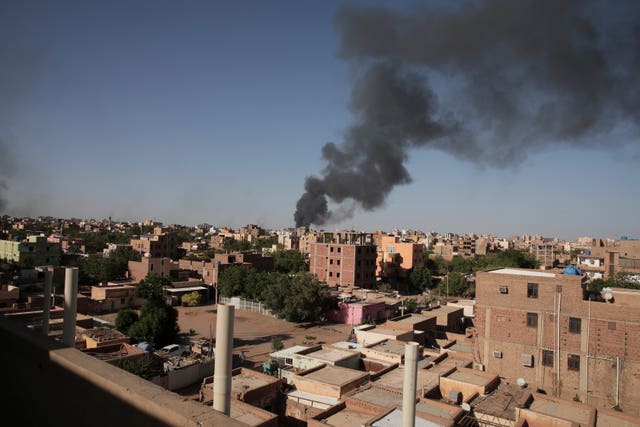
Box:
left=177, top=304, right=354, bottom=364
left=97, top=303, right=354, bottom=365
left=96, top=304, right=356, bottom=399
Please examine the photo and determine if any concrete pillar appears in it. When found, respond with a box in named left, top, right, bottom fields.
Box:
left=62, top=267, right=79, bottom=347
left=402, top=341, right=419, bottom=427
left=213, top=304, right=234, bottom=415
left=42, top=269, right=53, bottom=336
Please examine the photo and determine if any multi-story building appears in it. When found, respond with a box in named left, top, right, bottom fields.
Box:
left=130, top=227, right=178, bottom=259
left=128, top=256, right=179, bottom=282
left=0, top=235, right=61, bottom=267
left=530, top=242, right=555, bottom=269
left=309, top=243, right=377, bottom=288
left=475, top=267, right=640, bottom=415
left=375, top=235, right=424, bottom=282
left=577, top=239, right=640, bottom=281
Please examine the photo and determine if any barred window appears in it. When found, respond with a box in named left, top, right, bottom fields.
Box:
left=568, top=354, right=580, bottom=371
left=527, top=283, right=538, bottom=298
left=526, top=312, right=538, bottom=328
left=542, top=349, right=554, bottom=367
left=569, top=317, right=581, bottom=334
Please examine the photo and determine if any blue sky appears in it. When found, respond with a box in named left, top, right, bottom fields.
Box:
left=1, top=0, right=638, bottom=241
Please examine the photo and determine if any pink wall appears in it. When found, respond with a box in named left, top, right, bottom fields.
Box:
left=327, top=301, right=386, bottom=324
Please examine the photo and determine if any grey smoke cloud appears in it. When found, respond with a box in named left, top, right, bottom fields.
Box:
left=294, top=0, right=640, bottom=227
left=0, top=41, right=42, bottom=213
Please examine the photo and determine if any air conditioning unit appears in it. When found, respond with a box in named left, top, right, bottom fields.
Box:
left=493, top=350, right=503, bottom=358
left=522, top=354, right=534, bottom=367
left=499, top=286, right=509, bottom=294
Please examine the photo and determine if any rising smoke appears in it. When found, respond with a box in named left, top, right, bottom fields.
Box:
left=294, top=0, right=640, bottom=227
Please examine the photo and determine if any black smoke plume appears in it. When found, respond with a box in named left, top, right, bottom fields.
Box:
left=294, top=0, right=640, bottom=227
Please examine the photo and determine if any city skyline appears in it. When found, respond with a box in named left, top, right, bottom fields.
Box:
left=1, top=0, right=639, bottom=241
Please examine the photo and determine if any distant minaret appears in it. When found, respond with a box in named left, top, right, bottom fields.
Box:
left=108, top=216, right=112, bottom=231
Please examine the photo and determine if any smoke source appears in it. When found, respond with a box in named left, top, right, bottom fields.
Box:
left=294, top=0, right=640, bottom=227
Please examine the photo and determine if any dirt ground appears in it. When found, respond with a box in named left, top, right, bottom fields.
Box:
left=96, top=303, right=354, bottom=366
left=177, top=304, right=354, bottom=364
left=96, top=304, right=355, bottom=400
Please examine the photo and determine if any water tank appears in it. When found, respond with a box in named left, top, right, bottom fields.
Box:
left=621, top=236, right=628, bottom=240
left=585, top=250, right=591, bottom=255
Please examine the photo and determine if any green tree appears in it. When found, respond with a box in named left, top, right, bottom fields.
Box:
left=274, top=250, right=307, bottom=273
left=409, top=266, right=433, bottom=292
left=403, top=297, right=419, bottom=313
left=614, top=273, right=640, bottom=289
left=378, top=282, right=394, bottom=293
left=587, top=278, right=611, bottom=292
left=181, top=291, right=202, bottom=307
left=438, top=272, right=468, bottom=297
left=223, top=238, right=252, bottom=252
left=128, top=299, right=179, bottom=347
left=217, top=265, right=253, bottom=298
left=262, top=273, right=334, bottom=323
left=114, top=357, right=163, bottom=380
left=271, top=337, right=284, bottom=351
left=136, top=274, right=171, bottom=301
left=115, top=308, right=139, bottom=334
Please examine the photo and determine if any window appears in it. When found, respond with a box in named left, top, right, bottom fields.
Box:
left=526, top=313, right=538, bottom=328
left=542, top=349, right=554, bottom=367
left=569, top=317, right=581, bottom=334
left=568, top=354, right=580, bottom=371
left=329, top=259, right=333, bottom=265
left=329, top=272, right=333, bottom=277
left=336, top=272, right=340, bottom=278
left=120, top=298, right=125, bottom=304
left=337, top=260, right=341, bottom=265
left=527, top=283, right=538, bottom=298
left=499, top=286, right=509, bottom=294
left=337, top=247, right=341, bottom=253
left=608, top=322, right=617, bottom=330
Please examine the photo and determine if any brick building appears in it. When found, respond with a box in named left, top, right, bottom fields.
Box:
left=128, top=256, right=179, bottom=282
left=475, top=267, right=640, bottom=415
left=309, top=243, right=377, bottom=288
left=130, top=227, right=178, bottom=259
left=576, top=239, right=640, bottom=281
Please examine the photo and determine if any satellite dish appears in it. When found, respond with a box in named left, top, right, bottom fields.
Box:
left=144, top=252, right=151, bottom=258
left=603, top=287, right=613, bottom=300
left=517, top=377, right=527, bottom=387
left=461, top=402, right=471, bottom=411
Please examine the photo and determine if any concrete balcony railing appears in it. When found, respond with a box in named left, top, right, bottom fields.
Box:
left=1, top=316, right=247, bottom=427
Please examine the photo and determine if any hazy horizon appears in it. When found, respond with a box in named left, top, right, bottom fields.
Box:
left=1, top=0, right=638, bottom=242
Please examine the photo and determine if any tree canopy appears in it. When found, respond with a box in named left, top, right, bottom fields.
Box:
left=135, top=273, right=171, bottom=301
left=409, top=265, right=433, bottom=292
left=74, top=246, right=139, bottom=286
left=127, top=299, right=179, bottom=347
left=261, top=272, right=334, bottom=323
left=274, top=250, right=307, bottom=273
left=438, top=272, right=468, bottom=297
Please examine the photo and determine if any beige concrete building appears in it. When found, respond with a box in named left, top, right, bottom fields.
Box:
left=375, top=234, right=425, bottom=282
